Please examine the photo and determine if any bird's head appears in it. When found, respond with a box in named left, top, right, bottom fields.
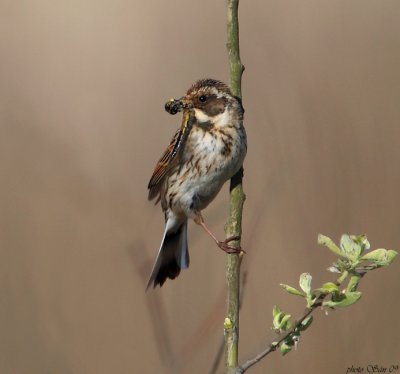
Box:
left=165, top=78, right=244, bottom=126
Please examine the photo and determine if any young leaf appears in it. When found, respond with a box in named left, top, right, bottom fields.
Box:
left=361, top=248, right=387, bottom=262
left=351, top=234, right=370, bottom=254
left=279, top=314, right=292, bottom=331
left=361, top=248, right=398, bottom=265
left=318, top=234, right=343, bottom=257
left=279, top=341, right=292, bottom=355
left=299, top=273, right=312, bottom=296
left=316, top=282, right=339, bottom=294
left=386, top=249, right=398, bottom=264
left=323, top=291, right=362, bottom=308
left=280, top=284, right=305, bottom=297
left=340, top=234, right=361, bottom=260
left=272, top=305, right=281, bottom=319
left=273, top=311, right=284, bottom=330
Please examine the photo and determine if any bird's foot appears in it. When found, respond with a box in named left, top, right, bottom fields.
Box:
left=217, top=236, right=245, bottom=254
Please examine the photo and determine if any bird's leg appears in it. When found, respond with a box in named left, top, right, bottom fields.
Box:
left=194, top=214, right=243, bottom=254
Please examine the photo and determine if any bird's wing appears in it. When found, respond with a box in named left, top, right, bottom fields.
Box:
left=148, top=111, right=193, bottom=201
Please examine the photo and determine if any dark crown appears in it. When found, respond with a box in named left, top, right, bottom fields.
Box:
left=186, top=79, right=232, bottom=96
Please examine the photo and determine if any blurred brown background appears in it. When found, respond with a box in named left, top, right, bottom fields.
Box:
left=1, top=1, right=399, bottom=373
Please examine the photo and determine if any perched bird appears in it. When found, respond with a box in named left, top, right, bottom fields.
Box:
left=147, top=78, right=247, bottom=289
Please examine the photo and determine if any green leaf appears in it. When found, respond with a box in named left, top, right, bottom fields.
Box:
left=272, top=305, right=281, bottom=319
left=340, top=234, right=361, bottom=260
left=361, top=248, right=398, bottom=265
left=280, top=284, right=305, bottom=297
left=361, top=248, right=386, bottom=262
left=299, top=273, right=312, bottom=295
left=272, top=306, right=293, bottom=331
left=316, top=282, right=339, bottom=294
left=298, top=315, right=313, bottom=331
left=279, top=341, right=292, bottom=355
left=386, top=250, right=398, bottom=264
left=279, top=314, right=292, bottom=331
left=318, top=234, right=343, bottom=257
left=323, top=291, right=362, bottom=308
left=273, top=312, right=284, bottom=330
left=351, top=234, right=370, bottom=254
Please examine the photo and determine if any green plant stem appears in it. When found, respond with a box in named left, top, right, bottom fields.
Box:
left=225, top=0, right=245, bottom=373
left=227, top=0, right=245, bottom=97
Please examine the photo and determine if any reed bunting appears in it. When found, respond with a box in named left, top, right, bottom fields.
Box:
left=147, top=78, right=247, bottom=288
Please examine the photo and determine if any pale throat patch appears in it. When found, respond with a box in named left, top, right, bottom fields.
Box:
left=194, top=107, right=230, bottom=127
left=194, top=108, right=211, bottom=123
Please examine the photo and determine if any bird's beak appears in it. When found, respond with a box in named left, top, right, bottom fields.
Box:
left=165, top=97, right=193, bottom=115
left=179, top=98, right=193, bottom=110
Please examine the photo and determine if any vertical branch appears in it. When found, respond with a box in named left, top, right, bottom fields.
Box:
left=225, top=0, right=245, bottom=373
left=227, top=0, right=245, bottom=97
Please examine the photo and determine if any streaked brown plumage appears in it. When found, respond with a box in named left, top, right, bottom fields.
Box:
left=147, top=79, right=247, bottom=289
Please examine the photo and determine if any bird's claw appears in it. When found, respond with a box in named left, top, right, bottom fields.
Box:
left=217, top=236, right=245, bottom=254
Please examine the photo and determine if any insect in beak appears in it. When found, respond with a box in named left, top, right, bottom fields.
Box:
left=165, top=97, right=193, bottom=115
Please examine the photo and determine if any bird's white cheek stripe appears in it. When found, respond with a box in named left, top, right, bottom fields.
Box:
left=194, top=107, right=230, bottom=126
left=194, top=109, right=211, bottom=123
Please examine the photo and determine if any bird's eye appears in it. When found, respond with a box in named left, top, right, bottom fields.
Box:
left=199, top=95, right=207, bottom=103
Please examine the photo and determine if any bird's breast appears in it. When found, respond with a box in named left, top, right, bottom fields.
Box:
left=162, top=122, right=246, bottom=216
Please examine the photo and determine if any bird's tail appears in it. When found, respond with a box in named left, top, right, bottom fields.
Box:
left=146, top=220, right=189, bottom=289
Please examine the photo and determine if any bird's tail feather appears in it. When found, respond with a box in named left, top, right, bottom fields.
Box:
left=146, top=220, right=189, bottom=289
